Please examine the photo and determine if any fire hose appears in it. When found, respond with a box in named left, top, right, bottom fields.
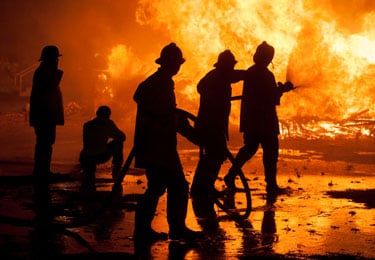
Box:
left=175, top=106, right=251, bottom=220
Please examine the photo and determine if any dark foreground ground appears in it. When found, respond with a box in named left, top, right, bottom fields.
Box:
left=0, top=155, right=374, bottom=260
left=0, top=100, right=374, bottom=259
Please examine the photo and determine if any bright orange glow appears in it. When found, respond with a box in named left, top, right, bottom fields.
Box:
left=108, top=44, right=146, bottom=79
left=103, top=0, right=374, bottom=138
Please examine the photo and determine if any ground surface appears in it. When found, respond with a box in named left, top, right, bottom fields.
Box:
left=0, top=96, right=374, bottom=259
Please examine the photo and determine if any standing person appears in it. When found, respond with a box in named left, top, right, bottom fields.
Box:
left=224, top=41, right=295, bottom=199
left=190, top=50, right=245, bottom=220
left=133, top=43, right=202, bottom=243
left=29, top=45, right=64, bottom=203
left=79, top=105, right=125, bottom=193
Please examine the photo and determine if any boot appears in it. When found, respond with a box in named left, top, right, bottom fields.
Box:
left=169, top=226, right=203, bottom=241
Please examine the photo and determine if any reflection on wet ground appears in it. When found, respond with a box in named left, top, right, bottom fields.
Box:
left=0, top=147, right=374, bottom=259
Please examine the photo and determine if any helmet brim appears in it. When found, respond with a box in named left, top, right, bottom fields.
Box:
left=155, top=57, right=185, bottom=65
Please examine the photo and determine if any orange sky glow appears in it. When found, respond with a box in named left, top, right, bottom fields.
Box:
left=103, top=1, right=375, bottom=129
left=1, top=0, right=374, bottom=137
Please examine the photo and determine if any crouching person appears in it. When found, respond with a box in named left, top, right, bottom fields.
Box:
left=79, top=105, right=125, bottom=193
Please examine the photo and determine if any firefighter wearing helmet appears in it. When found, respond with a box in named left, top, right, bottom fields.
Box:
left=155, top=42, right=185, bottom=65
left=133, top=43, right=202, bottom=244
left=224, top=41, right=295, bottom=201
left=190, top=49, right=246, bottom=220
left=38, top=45, right=62, bottom=62
left=29, top=45, right=64, bottom=203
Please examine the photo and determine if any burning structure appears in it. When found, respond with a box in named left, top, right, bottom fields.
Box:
left=0, top=0, right=374, bottom=139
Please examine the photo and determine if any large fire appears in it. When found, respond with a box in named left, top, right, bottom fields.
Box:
left=102, top=0, right=374, bottom=139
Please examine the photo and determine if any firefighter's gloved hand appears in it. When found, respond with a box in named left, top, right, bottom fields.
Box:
left=278, top=81, right=296, bottom=93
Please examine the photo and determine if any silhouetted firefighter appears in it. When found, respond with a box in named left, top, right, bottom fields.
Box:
left=133, top=43, right=202, bottom=245
left=29, top=45, right=64, bottom=207
left=224, top=41, right=295, bottom=201
left=190, top=50, right=245, bottom=222
left=79, top=105, right=125, bottom=193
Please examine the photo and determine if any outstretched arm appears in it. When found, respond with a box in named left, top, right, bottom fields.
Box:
left=277, top=81, right=296, bottom=93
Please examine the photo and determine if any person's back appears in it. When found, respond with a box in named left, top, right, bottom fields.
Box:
left=196, top=68, right=233, bottom=135
left=196, top=50, right=245, bottom=138
left=30, top=53, right=64, bottom=128
left=240, top=63, right=280, bottom=135
left=133, top=68, right=178, bottom=169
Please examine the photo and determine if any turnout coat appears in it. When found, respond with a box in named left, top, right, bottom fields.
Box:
left=29, top=63, right=64, bottom=127
left=133, top=68, right=181, bottom=170
left=240, top=64, right=282, bottom=136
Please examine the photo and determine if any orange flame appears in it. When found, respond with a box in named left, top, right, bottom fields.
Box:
left=108, top=44, right=147, bottom=79
left=105, top=0, right=375, bottom=137
left=136, top=0, right=375, bottom=118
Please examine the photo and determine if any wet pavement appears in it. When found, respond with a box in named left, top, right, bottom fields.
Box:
left=0, top=147, right=374, bottom=259
left=0, top=113, right=374, bottom=259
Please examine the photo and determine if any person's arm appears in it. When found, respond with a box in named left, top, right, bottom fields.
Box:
left=109, top=120, right=126, bottom=142
left=277, top=81, right=295, bottom=94
left=274, top=81, right=295, bottom=105
left=44, top=68, right=63, bottom=90
left=134, top=81, right=171, bottom=117
left=231, top=69, right=247, bottom=83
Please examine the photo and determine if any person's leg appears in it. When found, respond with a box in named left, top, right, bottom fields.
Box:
left=107, top=140, right=124, bottom=181
left=190, top=154, right=221, bottom=219
left=190, top=157, right=207, bottom=197
left=33, top=124, right=56, bottom=176
left=166, top=166, right=189, bottom=230
left=224, top=132, right=259, bottom=188
left=33, top=124, right=55, bottom=209
left=191, top=133, right=226, bottom=219
left=190, top=154, right=222, bottom=196
left=261, top=134, right=280, bottom=195
left=167, top=164, right=203, bottom=240
left=79, top=153, right=97, bottom=193
left=134, top=166, right=168, bottom=241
